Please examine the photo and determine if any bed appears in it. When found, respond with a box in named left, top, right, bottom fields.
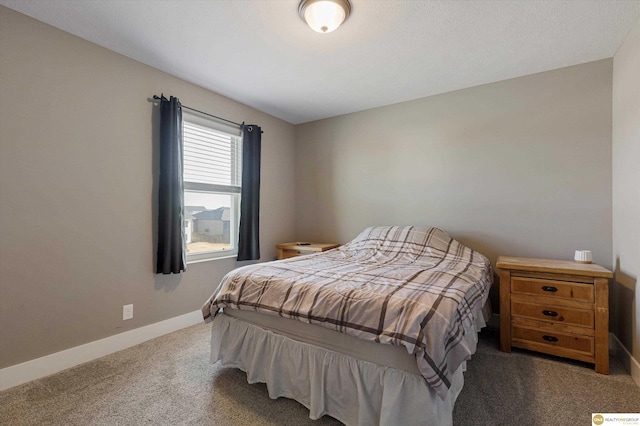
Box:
left=201, top=226, right=493, bottom=425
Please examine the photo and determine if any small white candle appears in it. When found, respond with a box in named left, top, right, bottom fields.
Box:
left=574, top=250, right=593, bottom=263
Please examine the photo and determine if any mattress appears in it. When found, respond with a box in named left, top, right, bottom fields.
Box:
left=224, top=307, right=421, bottom=375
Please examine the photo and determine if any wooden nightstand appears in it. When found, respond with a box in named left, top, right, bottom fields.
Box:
left=497, top=256, right=612, bottom=374
left=276, top=242, right=339, bottom=260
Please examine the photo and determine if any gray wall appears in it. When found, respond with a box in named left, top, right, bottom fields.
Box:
left=295, top=60, right=613, bottom=310
left=612, top=18, right=640, bottom=365
left=0, top=7, right=296, bottom=368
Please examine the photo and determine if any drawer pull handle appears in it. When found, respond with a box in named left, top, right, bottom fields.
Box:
left=542, top=310, right=559, bottom=317
left=541, top=286, right=558, bottom=292
left=542, top=335, right=559, bottom=342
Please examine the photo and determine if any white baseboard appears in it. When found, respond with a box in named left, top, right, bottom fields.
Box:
left=610, top=332, right=640, bottom=388
left=0, top=310, right=203, bottom=392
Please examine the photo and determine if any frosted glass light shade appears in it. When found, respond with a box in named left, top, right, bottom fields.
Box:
left=299, top=0, right=351, bottom=33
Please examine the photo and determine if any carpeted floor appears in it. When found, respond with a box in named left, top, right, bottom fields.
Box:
left=1, top=323, right=638, bottom=425
left=454, top=327, right=639, bottom=425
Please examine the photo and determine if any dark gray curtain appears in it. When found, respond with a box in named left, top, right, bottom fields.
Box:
left=156, top=96, right=187, bottom=274
left=237, top=124, right=261, bottom=261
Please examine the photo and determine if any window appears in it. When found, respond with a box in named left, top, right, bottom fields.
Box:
left=182, top=110, right=242, bottom=262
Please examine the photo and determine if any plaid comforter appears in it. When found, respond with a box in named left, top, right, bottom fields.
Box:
left=202, top=226, right=493, bottom=399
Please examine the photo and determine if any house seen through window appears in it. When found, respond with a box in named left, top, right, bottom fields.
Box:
left=183, top=110, right=242, bottom=262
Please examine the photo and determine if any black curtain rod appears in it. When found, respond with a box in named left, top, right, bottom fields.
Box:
left=153, top=95, right=242, bottom=127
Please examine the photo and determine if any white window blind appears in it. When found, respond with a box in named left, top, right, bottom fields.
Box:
left=183, top=121, right=242, bottom=192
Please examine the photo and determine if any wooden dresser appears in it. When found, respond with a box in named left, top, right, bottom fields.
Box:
left=496, top=256, right=612, bottom=374
left=276, top=242, right=340, bottom=260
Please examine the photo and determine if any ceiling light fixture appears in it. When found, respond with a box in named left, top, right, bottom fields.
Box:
left=298, top=0, right=351, bottom=34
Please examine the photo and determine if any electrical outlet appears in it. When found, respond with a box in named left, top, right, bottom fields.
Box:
left=123, top=304, right=133, bottom=320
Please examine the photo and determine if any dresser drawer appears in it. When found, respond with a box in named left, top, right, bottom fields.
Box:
left=511, top=277, right=594, bottom=303
left=281, top=249, right=310, bottom=259
left=512, top=325, right=594, bottom=356
left=511, top=300, right=594, bottom=328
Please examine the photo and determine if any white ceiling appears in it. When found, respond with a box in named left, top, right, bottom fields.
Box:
left=2, top=0, right=639, bottom=124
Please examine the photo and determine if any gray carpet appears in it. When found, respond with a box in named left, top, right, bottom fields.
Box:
left=454, top=326, right=639, bottom=425
left=1, top=323, right=638, bottom=425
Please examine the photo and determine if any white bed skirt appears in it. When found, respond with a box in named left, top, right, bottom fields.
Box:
left=210, top=314, right=466, bottom=426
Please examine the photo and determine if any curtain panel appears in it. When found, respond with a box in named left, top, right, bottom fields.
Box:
left=156, top=96, right=187, bottom=274
left=237, top=124, right=262, bottom=261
